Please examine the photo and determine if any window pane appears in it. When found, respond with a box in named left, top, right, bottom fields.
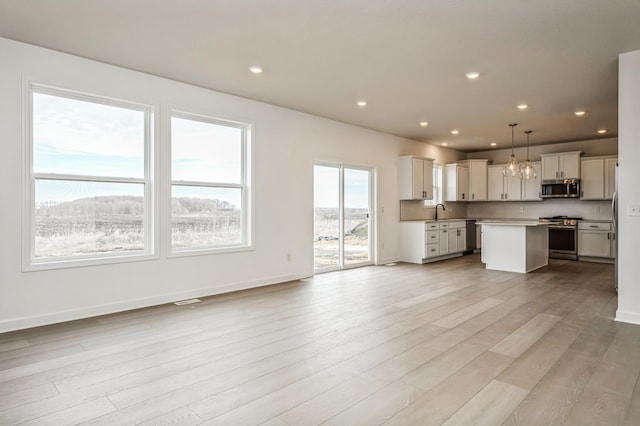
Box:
left=33, top=92, right=145, bottom=178
left=171, top=186, right=242, bottom=250
left=34, top=180, right=145, bottom=259
left=171, top=116, right=242, bottom=183
left=344, top=168, right=370, bottom=265
left=313, top=165, right=340, bottom=269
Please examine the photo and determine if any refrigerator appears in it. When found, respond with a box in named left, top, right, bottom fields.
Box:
left=614, top=162, right=619, bottom=291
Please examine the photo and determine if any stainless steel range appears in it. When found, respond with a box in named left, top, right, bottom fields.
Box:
left=539, top=216, right=582, bottom=260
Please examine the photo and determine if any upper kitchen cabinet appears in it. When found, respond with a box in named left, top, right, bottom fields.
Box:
left=487, top=161, right=541, bottom=201
left=521, top=161, right=543, bottom=200
left=540, top=151, right=581, bottom=180
left=444, top=163, right=469, bottom=201
left=467, top=159, right=488, bottom=201
left=580, top=156, right=617, bottom=200
left=487, top=165, right=522, bottom=201
left=398, top=155, right=434, bottom=200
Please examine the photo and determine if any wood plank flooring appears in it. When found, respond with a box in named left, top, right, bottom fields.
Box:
left=0, top=254, right=636, bottom=425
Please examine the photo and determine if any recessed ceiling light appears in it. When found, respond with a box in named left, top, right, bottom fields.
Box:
left=465, top=71, right=480, bottom=79
left=517, top=104, right=528, bottom=110
left=574, top=110, right=586, bottom=116
left=441, top=142, right=448, bottom=146
left=356, top=100, right=368, bottom=107
left=490, top=142, right=497, bottom=146
left=248, top=65, right=263, bottom=74
left=419, top=121, right=429, bottom=127
left=597, top=129, right=607, bottom=134
left=450, top=129, right=459, bottom=135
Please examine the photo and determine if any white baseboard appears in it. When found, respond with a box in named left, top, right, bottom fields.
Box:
left=615, top=309, right=640, bottom=325
left=377, top=256, right=400, bottom=265
left=0, top=272, right=309, bottom=333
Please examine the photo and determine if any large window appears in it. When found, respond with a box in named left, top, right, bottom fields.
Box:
left=170, top=112, right=250, bottom=253
left=27, top=86, right=152, bottom=268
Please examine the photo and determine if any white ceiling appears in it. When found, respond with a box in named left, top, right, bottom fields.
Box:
left=1, top=0, right=640, bottom=152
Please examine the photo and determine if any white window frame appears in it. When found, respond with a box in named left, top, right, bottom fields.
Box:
left=168, top=110, right=253, bottom=257
left=424, top=164, right=444, bottom=207
left=23, top=83, right=157, bottom=271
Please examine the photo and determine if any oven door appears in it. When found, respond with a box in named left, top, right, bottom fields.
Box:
left=548, top=226, right=577, bottom=260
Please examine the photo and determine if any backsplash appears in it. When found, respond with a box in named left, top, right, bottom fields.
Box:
left=400, top=200, right=469, bottom=221
left=466, top=199, right=613, bottom=221
left=400, top=199, right=613, bottom=221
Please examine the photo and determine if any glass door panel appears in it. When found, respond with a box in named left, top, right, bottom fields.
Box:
left=313, top=165, right=341, bottom=270
left=344, top=168, right=371, bottom=265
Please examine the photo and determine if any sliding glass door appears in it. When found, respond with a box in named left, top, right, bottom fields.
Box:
left=314, top=163, right=373, bottom=272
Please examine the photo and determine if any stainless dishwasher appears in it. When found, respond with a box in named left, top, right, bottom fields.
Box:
left=465, top=220, right=477, bottom=254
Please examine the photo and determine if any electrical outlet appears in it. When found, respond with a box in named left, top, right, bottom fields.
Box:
left=287, top=253, right=292, bottom=261
left=381, top=242, right=385, bottom=250
left=629, top=204, right=640, bottom=217
left=519, top=207, right=524, bottom=213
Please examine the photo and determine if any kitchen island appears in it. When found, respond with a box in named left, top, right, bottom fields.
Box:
left=478, top=221, right=549, bottom=273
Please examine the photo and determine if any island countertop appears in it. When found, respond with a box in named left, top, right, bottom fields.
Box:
left=477, top=221, right=548, bottom=227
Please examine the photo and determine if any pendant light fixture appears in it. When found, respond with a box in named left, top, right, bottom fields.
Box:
left=519, top=130, right=537, bottom=180
left=503, top=123, right=519, bottom=177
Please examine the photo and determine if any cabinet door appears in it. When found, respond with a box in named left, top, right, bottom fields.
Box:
left=457, top=166, right=469, bottom=200
left=422, top=160, right=434, bottom=200
left=522, top=162, right=542, bottom=200
left=504, top=174, right=522, bottom=201
left=604, top=158, right=617, bottom=199
left=448, top=228, right=457, bottom=252
left=541, top=156, right=559, bottom=180
left=439, top=229, right=449, bottom=255
left=411, top=158, right=424, bottom=199
left=560, top=154, right=580, bottom=179
left=578, top=230, right=612, bottom=257
left=580, top=159, right=604, bottom=199
left=487, top=166, right=504, bottom=201
left=469, top=161, right=488, bottom=201
left=456, top=228, right=466, bottom=252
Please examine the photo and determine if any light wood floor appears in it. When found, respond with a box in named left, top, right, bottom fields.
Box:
left=1, top=254, right=638, bottom=425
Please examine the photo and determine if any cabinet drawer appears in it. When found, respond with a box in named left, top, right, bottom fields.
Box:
left=449, top=221, right=466, bottom=229
left=425, top=243, right=440, bottom=258
left=426, top=230, right=440, bottom=243
left=425, top=223, right=439, bottom=230
left=439, top=222, right=449, bottom=229
left=578, top=222, right=611, bottom=230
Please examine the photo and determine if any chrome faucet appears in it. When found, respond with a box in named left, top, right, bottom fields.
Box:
left=435, top=203, right=446, bottom=221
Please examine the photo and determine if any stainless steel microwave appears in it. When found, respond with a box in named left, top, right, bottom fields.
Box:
left=541, top=179, right=580, bottom=198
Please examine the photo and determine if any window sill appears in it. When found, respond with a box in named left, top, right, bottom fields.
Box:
left=24, top=252, right=160, bottom=272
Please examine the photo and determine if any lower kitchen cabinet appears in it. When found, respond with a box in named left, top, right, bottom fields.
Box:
left=578, top=221, right=614, bottom=262
left=399, top=220, right=467, bottom=264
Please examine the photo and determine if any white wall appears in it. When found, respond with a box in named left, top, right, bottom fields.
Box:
left=616, top=49, right=640, bottom=325
left=0, top=38, right=464, bottom=332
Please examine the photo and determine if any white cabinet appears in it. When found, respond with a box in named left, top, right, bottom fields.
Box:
left=580, top=156, right=617, bottom=200
left=487, top=166, right=522, bottom=201
left=578, top=222, right=614, bottom=260
left=487, top=163, right=541, bottom=201
left=521, top=161, right=542, bottom=200
left=444, top=164, right=469, bottom=201
left=399, top=220, right=467, bottom=264
left=398, top=156, right=434, bottom=200
left=439, top=221, right=466, bottom=256
left=468, top=160, right=488, bottom=201
left=605, top=157, right=617, bottom=199
left=540, top=151, right=581, bottom=180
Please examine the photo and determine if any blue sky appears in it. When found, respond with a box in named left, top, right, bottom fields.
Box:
left=33, top=92, right=242, bottom=204
left=314, top=165, right=370, bottom=209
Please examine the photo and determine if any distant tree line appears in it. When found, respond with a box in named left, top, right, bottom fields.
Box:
left=36, top=196, right=238, bottom=216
